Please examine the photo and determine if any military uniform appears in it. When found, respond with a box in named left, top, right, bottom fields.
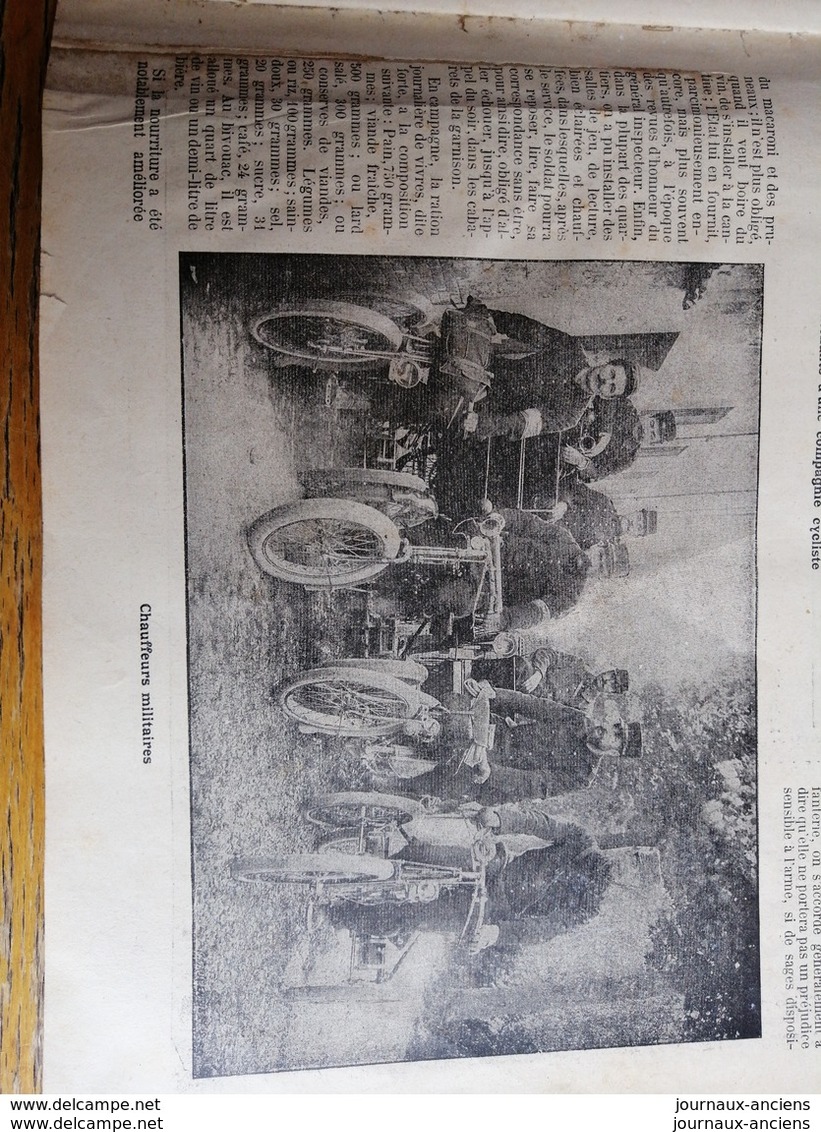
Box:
left=557, top=478, right=620, bottom=550
left=485, top=803, right=612, bottom=943
left=481, top=309, right=595, bottom=436
left=518, top=648, right=599, bottom=708
left=573, top=396, right=644, bottom=481
left=407, top=688, right=603, bottom=804
left=379, top=509, right=589, bottom=629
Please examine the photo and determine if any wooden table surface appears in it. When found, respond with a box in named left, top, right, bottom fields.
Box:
left=1, top=0, right=56, bottom=1094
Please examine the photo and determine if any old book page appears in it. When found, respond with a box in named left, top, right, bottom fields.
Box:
left=40, top=10, right=821, bottom=1093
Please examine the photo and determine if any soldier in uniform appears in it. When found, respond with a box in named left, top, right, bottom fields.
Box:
left=557, top=477, right=621, bottom=550
left=457, top=306, right=639, bottom=442
left=568, top=395, right=644, bottom=481
left=403, top=684, right=642, bottom=804
left=474, top=801, right=613, bottom=946
left=516, top=647, right=630, bottom=709
left=376, top=506, right=591, bottom=643
left=325, top=801, right=613, bottom=952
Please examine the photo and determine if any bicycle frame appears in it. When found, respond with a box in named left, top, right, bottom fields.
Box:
left=348, top=332, right=434, bottom=367
left=310, top=809, right=490, bottom=983
left=359, top=513, right=506, bottom=676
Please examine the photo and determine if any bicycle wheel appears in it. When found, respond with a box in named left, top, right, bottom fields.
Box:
left=231, top=852, right=394, bottom=884
left=332, top=658, right=430, bottom=686
left=279, top=666, right=426, bottom=737
left=301, top=467, right=429, bottom=496
left=361, top=293, right=431, bottom=330
left=300, top=468, right=437, bottom=529
left=306, top=791, right=425, bottom=829
left=251, top=301, right=403, bottom=371
left=247, top=498, right=403, bottom=587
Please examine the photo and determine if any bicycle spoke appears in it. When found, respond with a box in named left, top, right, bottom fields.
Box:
left=259, top=314, right=390, bottom=360
left=288, top=677, right=409, bottom=728
left=264, top=518, right=384, bottom=575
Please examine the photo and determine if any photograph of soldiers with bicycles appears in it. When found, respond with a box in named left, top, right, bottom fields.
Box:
left=180, top=254, right=761, bottom=1077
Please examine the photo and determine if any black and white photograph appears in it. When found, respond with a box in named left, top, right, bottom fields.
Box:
left=179, top=253, right=762, bottom=1078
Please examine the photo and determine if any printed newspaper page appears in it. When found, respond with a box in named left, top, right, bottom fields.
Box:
left=40, top=33, right=821, bottom=1092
